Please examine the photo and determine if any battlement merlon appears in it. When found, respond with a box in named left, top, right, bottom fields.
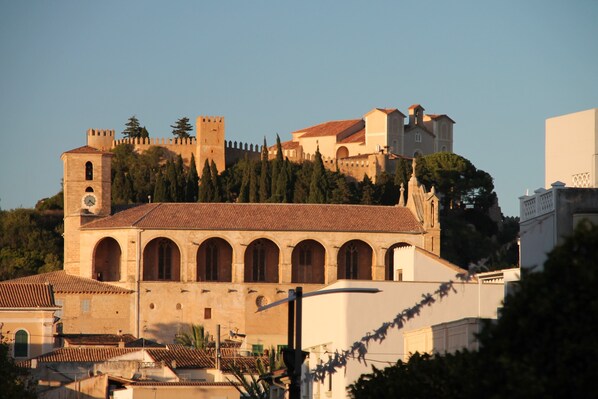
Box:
left=87, top=129, right=116, bottom=151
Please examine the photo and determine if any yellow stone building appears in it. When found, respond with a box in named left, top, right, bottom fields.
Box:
left=52, top=119, right=442, bottom=350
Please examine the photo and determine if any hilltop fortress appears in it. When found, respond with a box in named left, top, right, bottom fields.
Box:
left=86, top=104, right=454, bottom=182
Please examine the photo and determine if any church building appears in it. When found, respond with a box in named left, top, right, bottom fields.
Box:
left=58, top=117, right=441, bottom=351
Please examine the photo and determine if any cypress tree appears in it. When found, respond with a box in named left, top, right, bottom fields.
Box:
left=140, top=126, right=149, bottom=139
left=238, top=156, right=250, bottom=203
left=270, top=134, right=283, bottom=199
left=249, top=161, right=258, bottom=203
left=360, top=175, right=376, bottom=205
left=186, top=153, right=199, bottom=202
left=199, top=159, right=214, bottom=202
left=308, top=148, right=327, bottom=203
left=331, top=174, right=352, bottom=204
left=166, top=160, right=178, bottom=202
left=210, top=160, right=222, bottom=202
left=175, top=155, right=185, bottom=201
left=275, top=158, right=292, bottom=203
left=153, top=171, right=167, bottom=202
left=259, top=138, right=271, bottom=202
left=112, top=167, right=126, bottom=204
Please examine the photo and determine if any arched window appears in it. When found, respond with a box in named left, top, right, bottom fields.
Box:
left=85, top=161, right=93, bottom=181
left=197, top=238, right=233, bottom=282
left=244, top=239, right=279, bottom=283
left=345, top=243, right=359, bottom=279
left=292, top=240, right=325, bottom=284
left=252, top=241, right=266, bottom=282
left=93, top=237, right=121, bottom=282
left=337, top=240, right=372, bottom=280
left=206, top=242, right=219, bottom=281
left=415, top=132, right=422, bottom=143
left=143, top=238, right=181, bottom=281
left=14, top=330, right=28, bottom=358
left=85, top=186, right=94, bottom=192
left=158, top=240, right=173, bottom=280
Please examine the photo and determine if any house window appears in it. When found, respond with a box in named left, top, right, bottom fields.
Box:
left=204, top=308, right=212, bottom=319
left=252, top=344, right=264, bottom=356
left=345, top=243, right=358, bottom=279
left=85, top=161, right=93, bottom=180
left=158, top=240, right=173, bottom=280
left=14, top=330, right=29, bottom=358
left=206, top=242, right=218, bottom=281
left=81, top=299, right=91, bottom=313
left=277, top=344, right=288, bottom=354
left=252, top=241, right=266, bottom=282
left=415, top=132, right=422, bottom=143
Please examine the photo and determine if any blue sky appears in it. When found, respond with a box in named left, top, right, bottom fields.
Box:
left=1, top=0, right=597, bottom=216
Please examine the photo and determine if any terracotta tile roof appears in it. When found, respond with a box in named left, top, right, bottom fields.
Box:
left=60, top=334, right=137, bottom=346
left=63, top=145, right=112, bottom=155
left=32, top=347, right=141, bottom=362
left=147, top=347, right=214, bottom=368
left=408, top=104, right=423, bottom=110
left=220, top=355, right=267, bottom=372
left=0, top=283, right=56, bottom=308
left=268, top=140, right=301, bottom=151
left=375, top=108, right=401, bottom=115
left=83, top=203, right=424, bottom=233
left=339, top=128, right=365, bottom=144
left=293, top=119, right=363, bottom=138
left=7, top=271, right=132, bottom=294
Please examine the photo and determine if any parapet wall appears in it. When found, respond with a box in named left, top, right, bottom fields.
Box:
left=113, top=137, right=198, bottom=164
left=224, top=140, right=262, bottom=166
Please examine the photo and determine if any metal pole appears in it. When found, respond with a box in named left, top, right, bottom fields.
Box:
left=287, top=289, right=295, bottom=349
left=289, top=287, right=303, bottom=399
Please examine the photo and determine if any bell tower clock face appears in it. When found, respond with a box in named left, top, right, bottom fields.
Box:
left=82, top=193, right=97, bottom=209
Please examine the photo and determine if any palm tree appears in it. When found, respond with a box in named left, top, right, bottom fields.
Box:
left=174, top=324, right=212, bottom=349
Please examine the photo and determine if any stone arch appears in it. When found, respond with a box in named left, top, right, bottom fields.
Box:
left=93, top=237, right=121, bottom=282
left=244, top=238, right=279, bottom=283
left=384, top=243, right=413, bottom=281
left=291, top=239, right=325, bottom=284
left=143, top=237, right=181, bottom=281
left=336, top=146, right=349, bottom=159
left=337, top=240, right=373, bottom=280
left=197, top=237, right=233, bottom=282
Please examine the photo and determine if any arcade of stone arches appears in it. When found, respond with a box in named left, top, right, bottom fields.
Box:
left=92, top=236, right=412, bottom=284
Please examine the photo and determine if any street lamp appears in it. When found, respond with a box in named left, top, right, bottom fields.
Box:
left=258, top=286, right=381, bottom=399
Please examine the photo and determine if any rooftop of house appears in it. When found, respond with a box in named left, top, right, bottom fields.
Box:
left=0, top=283, right=56, bottom=308
left=292, top=119, right=363, bottom=139
left=7, top=271, right=133, bottom=294
left=82, top=202, right=425, bottom=233
left=60, top=334, right=137, bottom=347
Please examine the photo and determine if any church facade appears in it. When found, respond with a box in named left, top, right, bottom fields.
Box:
left=60, top=122, right=440, bottom=350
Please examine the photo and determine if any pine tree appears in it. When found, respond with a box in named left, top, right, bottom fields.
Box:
left=308, top=148, right=327, bottom=203
left=199, top=159, right=214, bottom=202
left=140, top=126, right=149, bottom=139
left=171, top=117, right=194, bottom=139
left=210, top=160, right=222, bottom=202
left=259, top=138, right=271, bottom=202
left=186, top=153, right=199, bottom=202
left=123, top=115, right=142, bottom=139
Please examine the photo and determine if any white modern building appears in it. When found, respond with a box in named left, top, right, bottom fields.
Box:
left=299, top=248, right=516, bottom=399
left=545, top=108, right=598, bottom=189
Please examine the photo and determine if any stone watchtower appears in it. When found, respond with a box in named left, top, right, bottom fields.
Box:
left=61, top=145, right=113, bottom=275
left=196, top=116, right=225, bottom=173
left=86, top=129, right=115, bottom=151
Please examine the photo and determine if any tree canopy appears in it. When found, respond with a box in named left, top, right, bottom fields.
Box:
left=122, top=115, right=149, bottom=139
left=349, top=221, right=598, bottom=399
left=171, top=117, right=194, bottom=139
